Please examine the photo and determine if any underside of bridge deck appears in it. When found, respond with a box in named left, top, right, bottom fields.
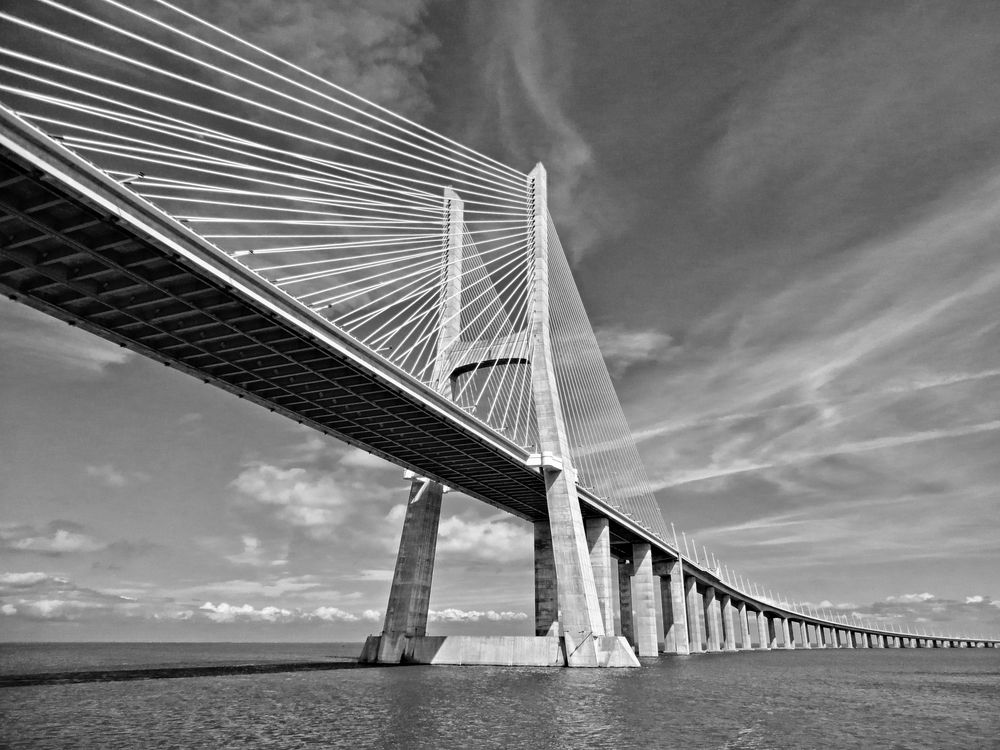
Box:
left=0, top=145, right=550, bottom=520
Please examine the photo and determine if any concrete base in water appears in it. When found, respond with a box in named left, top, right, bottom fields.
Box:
left=359, top=634, right=639, bottom=667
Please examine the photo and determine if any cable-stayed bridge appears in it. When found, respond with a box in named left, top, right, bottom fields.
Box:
left=0, top=1, right=995, bottom=665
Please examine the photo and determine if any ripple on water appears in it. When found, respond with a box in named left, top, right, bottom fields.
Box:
left=1, top=646, right=998, bottom=749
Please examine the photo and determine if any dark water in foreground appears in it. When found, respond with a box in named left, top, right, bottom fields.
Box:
left=1, top=643, right=998, bottom=749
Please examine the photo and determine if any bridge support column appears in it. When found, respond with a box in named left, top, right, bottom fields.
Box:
left=534, top=521, right=558, bottom=636
left=525, top=165, right=637, bottom=668
left=810, top=624, right=823, bottom=648
left=686, top=576, right=704, bottom=652
left=756, top=611, right=770, bottom=649
left=584, top=518, right=615, bottom=637
left=767, top=615, right=779, bottom=649
left=721, top=595, right=737, bottom=651
left=737, top=601, right=751, bottom=650
left=631, top=543, right=658, bottom=657
left=704, top=586, right=722, bottom=652
left=618, top=559, right=634, bottom=647
left=780, top=617, right=794, bottom=649
left=362, top=477, right=443, bottom=664
left=844, top=630, right=854, bottom=649
left=662, top=560, right=689, bottom=654
left=800, top=621, right=811, bottom=649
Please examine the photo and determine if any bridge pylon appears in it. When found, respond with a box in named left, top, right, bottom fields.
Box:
left=361, top=165, right=637, bottom=667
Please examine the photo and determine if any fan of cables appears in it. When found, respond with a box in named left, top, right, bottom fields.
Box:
left=0, top=0, right=538, bottom=445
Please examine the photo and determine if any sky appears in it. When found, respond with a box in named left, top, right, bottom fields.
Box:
left=2, top=0, right=999, bottom=641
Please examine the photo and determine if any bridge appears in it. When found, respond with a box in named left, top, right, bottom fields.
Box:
left=1, top=1, right=995, bottom=665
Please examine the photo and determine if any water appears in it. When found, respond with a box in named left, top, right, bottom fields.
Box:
left=1, top=644, right=998, bottom=749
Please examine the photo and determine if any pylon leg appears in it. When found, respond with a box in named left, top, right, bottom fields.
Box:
left=542, top=467, right=638, bottom=666
left=361, top=477, right=442, bottom=664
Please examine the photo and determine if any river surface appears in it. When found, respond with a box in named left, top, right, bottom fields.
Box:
left=1, top=643, right=998, bottom=748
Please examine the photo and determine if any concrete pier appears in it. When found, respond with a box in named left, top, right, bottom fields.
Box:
left=722, top=595, right=737, bottom=651
left=533, top=521, right=558, bottom=636
left=799, top=621, right=811, bottom=649
left=631, top=543, right=659, bottom=656
left=619, top=560, right=634, bottom=647
left=756, top=611, right=770, bottom=649
left=662, top=561, right=690, bottom=654
left=812, top=623, right=825, bottom=648
left=367, top=477, right=443, bottom=663
left=780, top=617, right=794, bottom=650
left=686, top=576, right=704, bottom=652
left=738, top=601, right=752, bottom=650
left=585, top=518, right=615, bottom=636
left=704, top=586, right=722, bottom=652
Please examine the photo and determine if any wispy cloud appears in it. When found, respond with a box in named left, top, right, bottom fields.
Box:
left=0, top=521, right=106, bottom=555
left=0, top=570, right=384, bottom=626
left=175, top=0, right=439, bottom=118
left=0, top=299, right=132, bottom=377
left=428, top=608, right=528, bottom=623
left=653, top=420, right=1000, bottom=491
left=468, top=0, right=628, bottom=259
left=436, top=514, right=531, bottom=563
left=595, top=326, right=676, bottom=378
left=231, top=463, right=349, bottom=534
left=84, top=463, right=137, bottom=488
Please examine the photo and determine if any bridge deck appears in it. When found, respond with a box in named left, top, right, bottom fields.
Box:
left=0, top=118, right=681, bottom=563
left=0, top=127, right=550, bottom=521
left=9, top=111, right=990, bottom=645
left=0, top=115, right=756, bottom=565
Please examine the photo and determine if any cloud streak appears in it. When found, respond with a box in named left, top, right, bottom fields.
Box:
left=0, top=299, right=132, bottom=377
